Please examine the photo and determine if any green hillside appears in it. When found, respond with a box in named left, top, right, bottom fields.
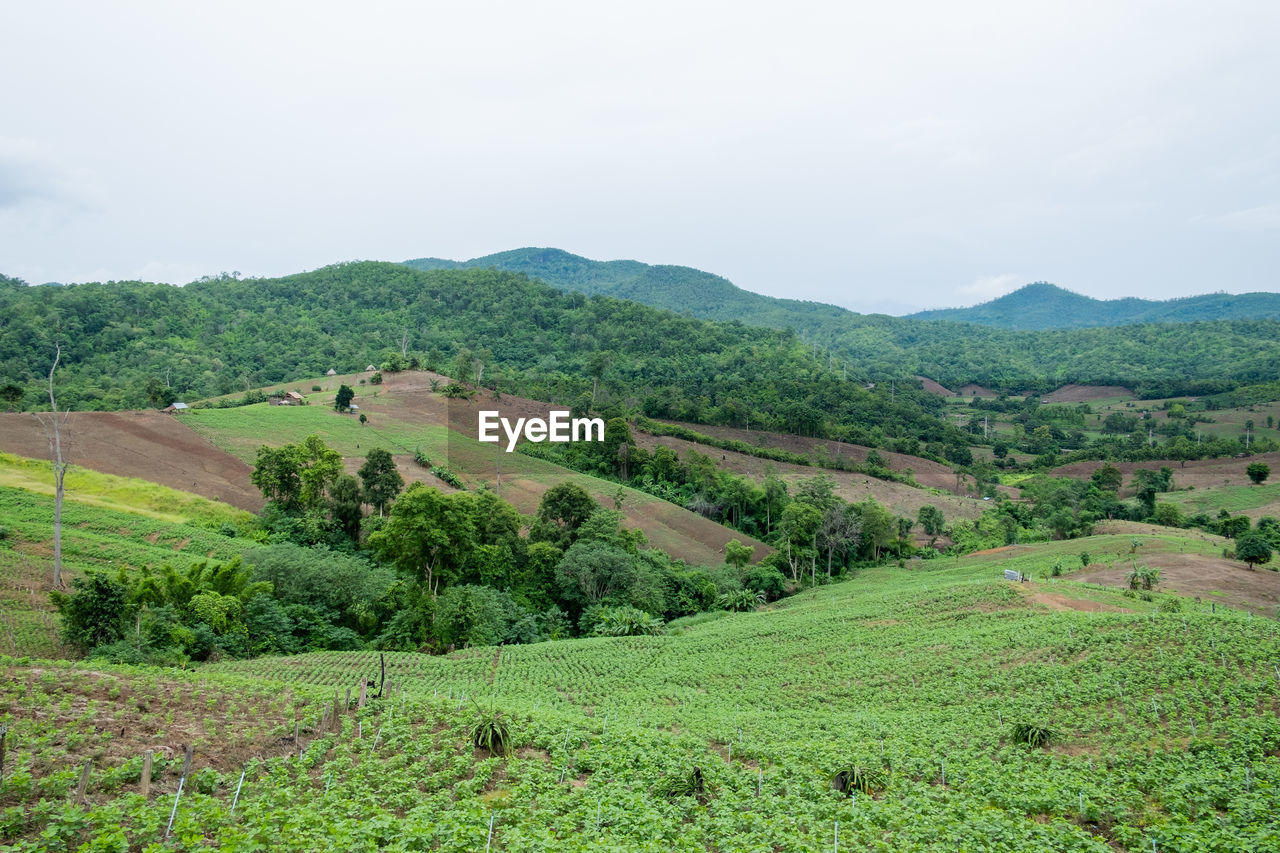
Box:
left=4, top=550, right=1278, bottom=850
left=403, top=249, right=1280, bottom=395
left=910, top=282, right=1280, bottom=329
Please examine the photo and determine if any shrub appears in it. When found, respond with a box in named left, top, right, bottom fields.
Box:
left=1011, top=722, right=1055, bottom=747
left=717, top=589, right=765, bottom=612
left=1079, top=551, right=1091, bottom=567
left=470, top=704, right=513, bottom=757
left=311, top=385, right=322, bottom=392
left=370, top=372, right=383, bottom=385
left=831, top=764, right=887, bottom=796
left=655, top=766, right=709, bottom=802
left=590, top=605, right=664, bottom=637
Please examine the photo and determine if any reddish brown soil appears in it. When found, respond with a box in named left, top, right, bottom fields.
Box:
left=916, top=376, right=956, bottom=397
left=358, top=373, right=771, bottom=565
left=956, top=384, right=997, bottom=398
left=0, top=411, right=263, bottom=511
left=1076, top=553, right=1280, bottom=615
left=1042, top=384, right=1133, bottom=403
left=1052, top=451, right=1280, bottom=494
left=644, top=419, right=1006, bottom=498
left=1021, top=587, right=1130, bottom=613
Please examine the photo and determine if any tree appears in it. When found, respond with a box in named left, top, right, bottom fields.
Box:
left=328, top=473, right=364, bottom=541
left=724, top=539, right=754, bottom=570
left=555, top=540, right=641, bottom=610
left=369, top=483, right=477, bottom=595
left=0, top=383, right=22, bottom=411
left=144, top=377, right=176, bottom=409
left=35, top=343, right=70, bottom=588
left=1219, top=514, right=1250, bottom=540
left=1091, top=463, right=1123, bottom=493
left=250, top=434, right=343, bottom=513
left=587, top=351, right=611, bottom=404
left=335, top=384, right=355, bottom=412
left=777, top=502, right=821, bottom=582
left=1247, top=462, right=1270, bottom=485
left=1236, top=533, right=1272, bottom=569
left=51, top=572, right=132, bottom=650
left=917, top=504, right=945, bottom=537
left=358, top=448, right=404, bottom=516
left=530, top=482, right=598, bottom=549
left=817, top=505, right=861, bottom=578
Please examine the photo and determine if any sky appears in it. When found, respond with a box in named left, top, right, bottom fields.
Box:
left=1, top=1, right=1277, bottom=315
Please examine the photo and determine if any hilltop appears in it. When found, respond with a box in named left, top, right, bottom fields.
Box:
left=909, top=282, right=1280, bottom=329
left=402, top=249, right=1280, bottom=394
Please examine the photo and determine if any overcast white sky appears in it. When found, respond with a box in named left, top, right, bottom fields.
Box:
left=2, top=1, right=1277, bottom=313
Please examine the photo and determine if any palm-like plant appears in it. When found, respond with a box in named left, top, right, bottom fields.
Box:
left=469, top=701, right=513, bottom=756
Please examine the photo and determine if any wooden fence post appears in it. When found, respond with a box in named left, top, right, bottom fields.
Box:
left=140, top=750, right=153, bottom=798
left=74, top=758, right=92, bottom=804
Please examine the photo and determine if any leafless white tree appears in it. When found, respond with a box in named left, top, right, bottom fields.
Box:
left=33, top=343, right=70, bottom=589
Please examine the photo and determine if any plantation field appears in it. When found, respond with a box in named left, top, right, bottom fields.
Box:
left=3, top=554, right=1279, bottom=850
left=0, top=483, right=260, bottom=659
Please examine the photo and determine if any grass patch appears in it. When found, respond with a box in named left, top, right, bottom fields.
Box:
left=0, top=452, right=251, bottom=527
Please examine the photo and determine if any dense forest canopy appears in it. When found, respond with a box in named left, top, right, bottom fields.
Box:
left=0, top=263, right=964, bottom=449
left=405, top=249, right=1280, bottom=395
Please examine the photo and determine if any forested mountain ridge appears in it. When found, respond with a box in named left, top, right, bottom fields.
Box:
left=909, top=281, right=1280, bottom=329
left=0, top=262, right=968, bottom=452
left=405, top=249, right=1280, bottom=396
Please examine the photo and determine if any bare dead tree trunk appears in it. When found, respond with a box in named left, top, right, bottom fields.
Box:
left=400, top=328, right=411, bottom=358
left=36, top=343, right=68, bottom=589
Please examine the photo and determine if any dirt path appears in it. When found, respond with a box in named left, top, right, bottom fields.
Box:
left=0, top=411, right=263, bottom=511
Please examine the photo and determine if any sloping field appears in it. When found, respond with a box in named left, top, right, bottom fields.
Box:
left=0, top=483, right=259, bottom=658
left=1053, top=451, right=1280, bottom=493
left=180, top=373, right=768, bottom=566
left=915, top=375, right=956, bottom=396
left=0, top=411, right=262, bottom=511
left=1042, top=384, right=1134, bottom=403
left=6, top=554, right=1277, bottom=850
left=644, top=418, right=990, bottom=496
left=630, top=427, right=990, bottom=525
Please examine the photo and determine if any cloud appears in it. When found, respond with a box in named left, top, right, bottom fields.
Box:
left=0, top=137, right=96, bottom=212
left=1193, top=203, right=1280, bottom=232
left=957, top=273, right=1023, bottom=304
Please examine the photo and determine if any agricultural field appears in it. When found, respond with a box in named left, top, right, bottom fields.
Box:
left=3, top=551, right=1279, bottom=850
left=180, top=373, right=768, bottom=566
left=0, top=459, right=261, bottom=659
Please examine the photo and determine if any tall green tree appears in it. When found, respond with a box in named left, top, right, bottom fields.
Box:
left=358, top=448, right=404, bottom=516
left=335, top=384, right=355, bottom=412
left=368, top=483, right=477, bottom=595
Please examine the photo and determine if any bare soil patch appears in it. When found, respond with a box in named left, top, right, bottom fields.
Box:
left=1076, top=553, right=1280, bottom=615
left=916, top=376, right=956, bottom=397
left=361, top=373, right=770, bottom=565
left=956, top=384, right=997, bottom=398
left=1053, top=452, right=1280, bottom=494
left=0, top=411, right=262, bottom=511
left=1042, top=384, right=1133, bottom=403
left=1022, top=588, right=1129, bottom=613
